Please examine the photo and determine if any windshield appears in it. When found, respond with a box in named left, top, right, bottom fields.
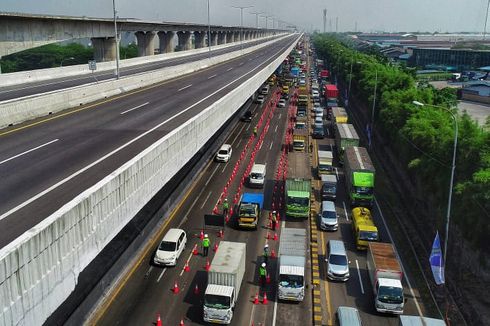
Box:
left=354, top=186, right=374, bottom=195
left=158, top=241, right=176, bottom=251
left=250, top=173, right=264, bottom=180
left=288, top=196, right=309, bottom=206
left=296, top=123, right=306, bottom=129
left=239, top=204, right=256, bottom=216
left=329, top=254, right=347, bottom=266
left=318, top=163, right=331, bottom=170
left=359, top=231, right=378, bottom=241
left=204, top=294, right=231, bottom=309
left=293, top=141, right=305, bottom=148
left=378, top=286, right=404, bottom=304
left=279, top=274, right=304, bottom=288
left=323, top=185, right=336, bottom=194
left=218, top=150, right=228, bottom=155
left=322, top=211, right=336, bottom=220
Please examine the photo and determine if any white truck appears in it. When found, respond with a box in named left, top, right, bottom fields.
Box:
left=367, top=242, right=405, bottom=314
left=278, top=228, right=307, bottom=302
left=317, top=150, right=334, bottom=176
left=204, top=241, right=246, bottom=324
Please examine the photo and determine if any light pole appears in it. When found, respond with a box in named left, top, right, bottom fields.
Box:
left=231, top=5, right=253, bottom=50
left=112, top=0, right=120, bottom=79
left=207, top=0, right=211, bottom=58
left=371, top=67, right=378, bottom=132
left=250, top=11, right=263, bottom=29
left=412, top=100, right=458, bottom=271
left=60, top=56, right=75, bottom=67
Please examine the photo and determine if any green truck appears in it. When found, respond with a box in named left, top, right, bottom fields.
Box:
left=344, top=146, right=375, bottom=207
left=334, top=123, right=360, bottom=165
left=286, top=152, right=311, bottom=218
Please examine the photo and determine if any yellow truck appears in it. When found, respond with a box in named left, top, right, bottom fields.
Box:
left=331, top=107, right=348, bottom=124
left=292, top=129, right=308, bottom=152
left=351, top=207, right=379, bottom=250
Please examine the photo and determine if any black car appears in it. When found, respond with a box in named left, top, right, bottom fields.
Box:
left=312, top=125, right=325, bottom=139
left=241, top=110, right=253, bottom=122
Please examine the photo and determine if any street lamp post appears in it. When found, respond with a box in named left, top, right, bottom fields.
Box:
left=60, top=56, right=75, bottom=67
left=112, top=0, right=120, bottom=79
left=347, top=57, right=354, bottom=107
left=412, top=100, right=458, bottom=270
left=371, top=68, right=378, bottom=131
left=231, top=5, right=253, bottom=50
left=207, top=0, right=211, bottom=58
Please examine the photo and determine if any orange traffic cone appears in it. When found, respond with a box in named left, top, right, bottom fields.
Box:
left=173, top=280, right=180, bottom=294
left=266, top=231, right=270, bottom=239
left=262, top=291, right=268, bottom=305
left=205, top=259, right=211, bottom=271
left=213, top=206, right=219, bottom=214
left=179, top=317, right=185, bottom=326
left=156, top=313, right=162, bottom=326
left=218, top=229, right=223, bottom=238
left=213, top=243, right=219, bottom=252
left=194, top=283, right=200, bottom=295
left=266, top=274, right=271, bottom=284
left=273, top=233, right=278, bottom=241
left=184, top=261, right=190, bottom=272
left=192, top=244, right=198, bottom=255
left=271, top=249, right=276, bottom=258
left=253, top=292, right=259, bottom=304
left=199, top=230, right=204, bottom=240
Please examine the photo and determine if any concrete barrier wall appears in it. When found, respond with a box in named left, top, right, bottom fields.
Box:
left=0, top=34, right=291, bottom=129
left=0, top=34, right=284, bottom=87
left=0, top=35, right=298, bottom=325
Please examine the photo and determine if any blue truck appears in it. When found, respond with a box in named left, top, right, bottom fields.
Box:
left=237, top=193, right=264, bottom=229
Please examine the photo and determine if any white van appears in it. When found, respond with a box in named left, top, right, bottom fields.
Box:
left=337, top=306, right=362, bottom=326
left=326, top=240, right=350, bottom=281
left=154, top=228, right=187, bottom=266
left=215, top=144, right=232, bottom=162
left=319, top=200, right=338, bottom=231
left=248, top=163, right=266, bottom=188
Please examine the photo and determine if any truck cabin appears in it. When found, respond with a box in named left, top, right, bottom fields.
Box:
left=377, top=279, right=404, bottom=305
left=279, top=267, right=304, bottom=289
left=204, top=284, right=234, bottom=310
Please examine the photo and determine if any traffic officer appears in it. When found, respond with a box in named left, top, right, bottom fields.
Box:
left=202, top=234, right=210, bottom=257
left=271, top=211, right=278, bottom=231
left=259, top=262, right=267, bottom=288
left=253, top=126, right=258, bottom=137
left=263, top=244, right=270, bottom=265
left=222, top=198, right=229, bottom=217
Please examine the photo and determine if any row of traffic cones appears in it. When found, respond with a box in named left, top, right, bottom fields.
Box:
left=155, top=314, right=186, bottom=326
left=252, top=291, right=269, bottom=305
left=266, top=231, right=279, bottom=241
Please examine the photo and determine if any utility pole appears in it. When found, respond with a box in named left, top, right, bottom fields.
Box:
left=323, top=9, right=327, bottom=33
left=231, top=6, right=253, bottom=50
left=112, top=0, right=120, bottom=79
left=250, top=11, right=262, bottom=29
left=207, top=0, right=211, bottom=58
left=335, top=16, right=338, bottom=33
left=484, top=0, right=490, bottom=40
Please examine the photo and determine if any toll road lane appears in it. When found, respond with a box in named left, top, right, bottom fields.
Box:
left=0, top=36, right=298, bottom=249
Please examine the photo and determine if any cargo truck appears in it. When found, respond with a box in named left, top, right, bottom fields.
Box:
left=331, top=107, right=348, bottom=124
left=237, top=193, right=263, bottom=229
left=367, top=242, right=405, bottom=314
left=335, top=123, right=359, bottom=165
left=398, top=315, right=446, bottom=326
left=278, top=228, right=307, bottom=302
left=286, top=152, right=311, bottom=218
left=203, top=242, right=246, bottom=324
left=351, top=207, right=379, bottom=250
left=317, top=150, right=334, bottom=175
left=344, top=146, right=375, bottom=207
left=324, top=84, right=338, bottom=99
left=292, top=129, right=308, bottom=152
left=321, top=174, right=337, bottom=200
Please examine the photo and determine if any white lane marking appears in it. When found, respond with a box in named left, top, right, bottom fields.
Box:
left=274, top=125, right=278, bottom=133
left=0, top=139, right=59, bottom=165
left=246, top=124, right=251, bottom=131
left=179, top=249, right=196, bottom=276
left=207, top=74, right=217, bottom=80
left=226, top=67, right=233, bottom=72
left=145, top=266, right=154, bottom=278
left=374, top=198, right=424, bottom=317
left=221, top=161, right=229, bottom=174
left=236, top=138, right=243, bottom=148
left=355, top=259, right=365, bottom=294
left=200, top=191, right=212, bottom=209
left=335, top=167, right=339, bottom=180
left=182, top=186, right=207, bottom=223
left=329, top=143, right=333, bottom=151
left=156, top=267, right=167, bottom=283
left=178, top=84, right=192, bottom=91
left=272, top=296, right=278, bottom=326
left=205, top=164, right=220, bottom=186
left=0, top=39, right=291, bottom=221
left=278, top=113, right=281, bottom=119
left=269, top=141, right=273, bottom=150
left=231, top=124, right=246, bottom=145
left=249, top=302, right=257, bottom=326
left=343, top=201, right=349, bottom=221
left=239, top=62, right=244, bottom=66
left=248, top=58, right=253, bottom=61
left=120, top=102, right=150, bottom=115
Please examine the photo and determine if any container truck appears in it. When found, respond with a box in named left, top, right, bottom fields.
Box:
left=278, top=228, right=307, bottom=301
left=292, top=129, right=308, bottom=152
left=317, top=150, right=334, bottom=176
left=286, top=152, right=311, bottom=218
left=204, top=242, right=246, bottom=324
left=324, top=84, right=339, bottom=99
left=335, top=123, right=360, bottom=165
left=331, top=107, right=348, bottom=124
left=367, top=242, right=405, bottom=314
left=398, top=315, right=446, bottom=326
left=237, top=193, right=263, bottom=229
left=344, top=146, right=375, bottom=207
left=320, top=69, right=330, bottom=81
left=351, top=207, right=379, bottom=250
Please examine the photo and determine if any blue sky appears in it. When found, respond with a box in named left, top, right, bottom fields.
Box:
left=2, top=0, right=490, bottom=33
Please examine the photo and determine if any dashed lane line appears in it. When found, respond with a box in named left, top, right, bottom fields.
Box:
left=178, top=84, right=192, bottom=91
left=200, top=191, right=213, bottom=209
left=343, top=201, right=349, bottom=221
left=156, top=268, right=167, bottom=283
left=0, top=139, right=59, bottom=165
left=120, top=102, right=150, bottom=115
left=355, top=259, right=365, bottom=294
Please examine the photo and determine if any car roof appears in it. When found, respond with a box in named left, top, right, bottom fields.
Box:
left=329, top=240, right=346, bottom=255
left=322, top=200, right=336, bottom=211
left=161, top=228, right=185, bottom=242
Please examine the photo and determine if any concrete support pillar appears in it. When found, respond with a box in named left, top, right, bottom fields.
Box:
left=234, top=31, right=241, bottom=42
left=91, top=37, right=117, bottom=62
left=135, top=31, right=156, bottom=56
left=210, top=32, right=219, bottom=46
left=177, top=31, right=192, bottom=51
left=158, top=31, right=174, bottom=53
left=226, top=32, right=234, bottom=43
left=245, top=31, right=250, bottom=40
left=194, top=31, right=205, bottom=48
left=218, top=32, right=226, bottom=45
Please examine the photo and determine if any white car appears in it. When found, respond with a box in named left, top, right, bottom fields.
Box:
left=299, top=79, right=306, bottom=86
left=154, top=228, right=187, bottom=266
left=277, top=99, right=287, bottom=108
left=215, top=144, right=232, bottom=162
left=256, top=95, right=265, bottom=104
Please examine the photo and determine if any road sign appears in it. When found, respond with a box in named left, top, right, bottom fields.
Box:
left=88, top=60, right=97, bottom=71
